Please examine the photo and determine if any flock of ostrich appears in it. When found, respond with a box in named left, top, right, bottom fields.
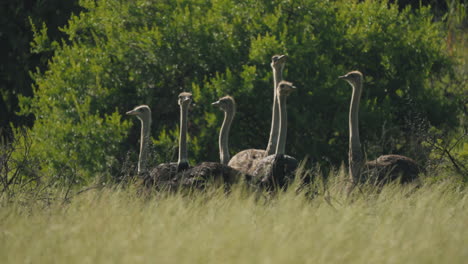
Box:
left=126, top=55, right=424, bottom=192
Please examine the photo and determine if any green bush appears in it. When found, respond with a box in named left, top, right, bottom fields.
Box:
left=19, top=0, right=461, bottom=182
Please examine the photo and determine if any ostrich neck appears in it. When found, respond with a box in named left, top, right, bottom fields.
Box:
left=178, top=104, right=188, bottom=166
left=349, top=81, right=363, bottom=178
left=266, top=67, right=283, bottom=155
left=138, top=113, right=151, bottom=174
left=219, top=107, right=235, bottom=165
left=276, top=93, right=288, bottom=155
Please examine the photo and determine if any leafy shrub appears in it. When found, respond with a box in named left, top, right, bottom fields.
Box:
left=19, top=0, right=461, bottom=182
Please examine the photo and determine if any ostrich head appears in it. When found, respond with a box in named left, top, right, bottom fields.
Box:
left=271, top=54, right=288, bottom=71
left=126, top=105, right=151, bottom=121
left=277, top=80, right=296, bottom=96
left=212, top=96, right=235, bottom=113
left=339, top=71, right=363, bottom=88
left=178, top=92, right=192, bottom=107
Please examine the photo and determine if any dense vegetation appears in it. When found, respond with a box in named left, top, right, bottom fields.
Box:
left=0, top=2, right=466, bottom=262
left=1, top=0, right=466, bottom=185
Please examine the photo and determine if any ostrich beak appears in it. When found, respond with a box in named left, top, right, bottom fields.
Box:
left=178, top=97, right=191, bottom=105
left=289, top=85, right=297, bottom=94
left=277, top=54, right=288, bottom=63
left=272, top=54, right=288, bottom=65
left=212, top=100, right=220, bottom=106
left=126, top=110, right=137, bottom=115
left=338, top=75, right=347, bottom=79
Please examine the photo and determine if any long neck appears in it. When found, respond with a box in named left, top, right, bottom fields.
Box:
left=266, top=66, right=283, bottom=155
left=138, top=114, right=151, bottom=174
left=178, top=104, right=188, bottom=167
left=219, top=106, right=235, bottom=165
left=275, top=93, right=288, bottom=155
left=349, top=81, right=363, bottom=181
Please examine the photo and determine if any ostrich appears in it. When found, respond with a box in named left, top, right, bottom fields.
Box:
left=266, top=54, right=288, bottom=155
left=339, top=71, right=423, bottom=189
left=125, top=105, right=152, bottom=175
left=176, top=92, right=192, bottom=171
left=228, top=55, right=288, bottom=175
left=252, top=81, right=298, bottom=189
left=126, top=92, right=193, bottom=189
left=176, top=96, right=247, bottom=188
left=212, top=96, right=236, bottom=166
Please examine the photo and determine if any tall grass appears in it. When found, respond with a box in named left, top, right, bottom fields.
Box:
left=1, top=173, right=466, bottom=264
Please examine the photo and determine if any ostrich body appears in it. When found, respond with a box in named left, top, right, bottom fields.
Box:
left=339, top=71, right=423, bottom=187
left=228, top=55, right=288, bottom=175
left=176, top=162, right=243, bottom=188
left=364, top=154, right=423, bottom=184
left=126, top=92, right=193, bottom=189
left=253, top=81, right=298, bottom=189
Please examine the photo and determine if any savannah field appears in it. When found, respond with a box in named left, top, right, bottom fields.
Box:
left=1, top=172, right=467, bottom=264
left=1, top=0, right=467, bottom=263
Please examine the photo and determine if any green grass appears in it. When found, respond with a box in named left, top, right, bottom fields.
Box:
left=1, top=173, right=467, bottom=264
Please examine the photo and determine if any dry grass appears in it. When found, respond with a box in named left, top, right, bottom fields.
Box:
left=0, top=174, right=467, bottom=264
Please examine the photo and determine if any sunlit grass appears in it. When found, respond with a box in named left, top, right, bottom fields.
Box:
left=0, top=173, right=467, bottom=264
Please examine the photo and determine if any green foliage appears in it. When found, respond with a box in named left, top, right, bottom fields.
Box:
left=19, top=0, right=462, bottom=181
